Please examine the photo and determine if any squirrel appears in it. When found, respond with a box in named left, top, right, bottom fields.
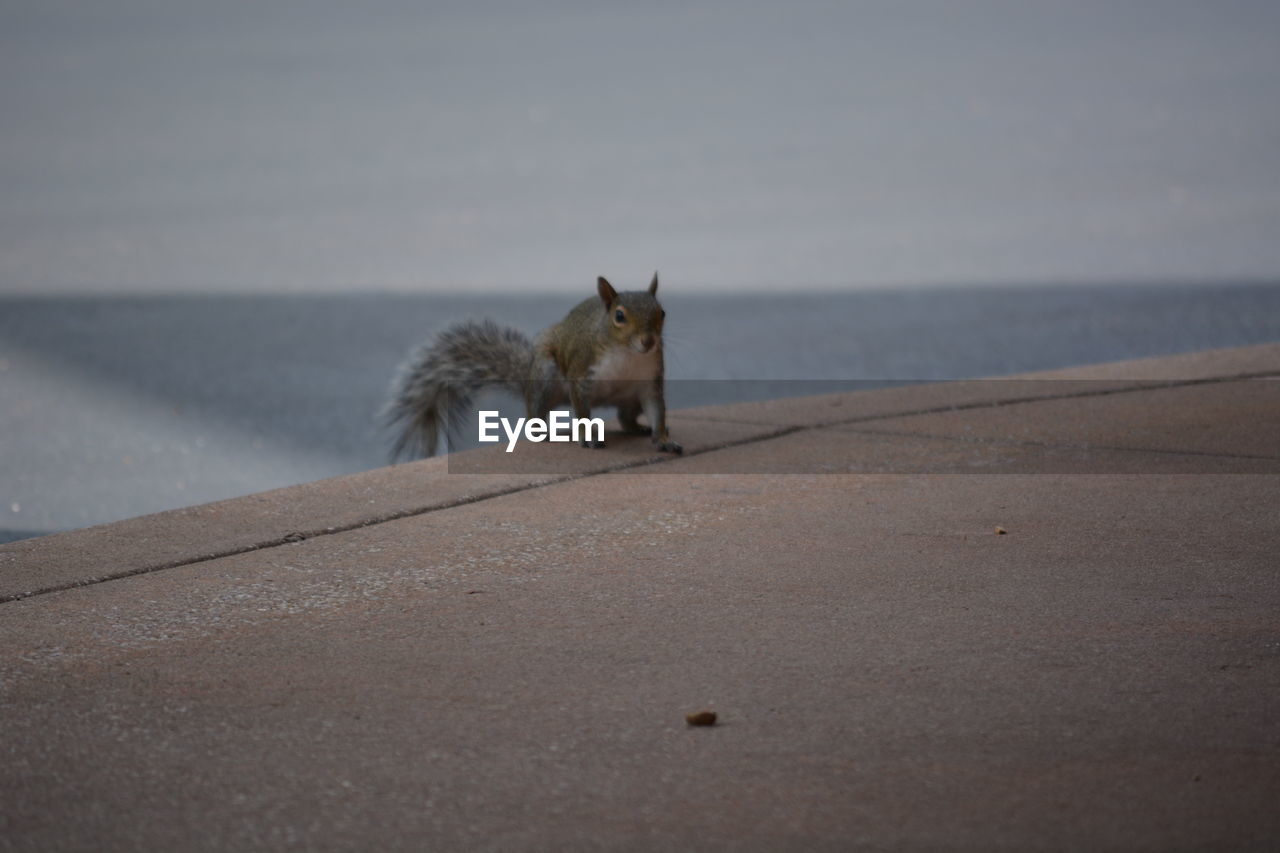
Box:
left=385, top=273, right=682, bottom=460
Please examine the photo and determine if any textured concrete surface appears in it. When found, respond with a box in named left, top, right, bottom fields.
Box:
left=855, top=378, right=1280, bottom=460
left=0, top=418, right=776, bottom=602
left=2, top=344, right=1278, bottom=851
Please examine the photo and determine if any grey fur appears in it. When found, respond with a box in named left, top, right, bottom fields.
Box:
left=383, top=319, right=533, bottom=460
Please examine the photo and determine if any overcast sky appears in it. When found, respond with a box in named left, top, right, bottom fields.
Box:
left=2, top=0, right=1278, bottom=293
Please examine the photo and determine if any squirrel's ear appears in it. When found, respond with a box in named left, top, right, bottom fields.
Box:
left=597, top=277, right=617, bottom=305
left=648, top=271, right=659, bottom=295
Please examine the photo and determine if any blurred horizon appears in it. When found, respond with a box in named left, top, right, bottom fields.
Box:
left=3, top=276, right=1280, bottom=300
left=5, top=281, right=1280, bottom=541
left=3, top=0, right=1280, bottom=295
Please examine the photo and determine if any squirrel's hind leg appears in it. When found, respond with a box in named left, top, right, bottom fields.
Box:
left=616, top=400, right=652, bottom=436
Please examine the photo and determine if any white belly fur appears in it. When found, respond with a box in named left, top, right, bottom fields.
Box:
left=588, top=346, right=659, bottom=405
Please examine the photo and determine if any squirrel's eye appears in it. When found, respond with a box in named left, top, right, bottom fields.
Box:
left=614, top=309, right=626, bottom=324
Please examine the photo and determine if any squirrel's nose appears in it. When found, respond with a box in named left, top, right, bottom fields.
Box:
left=639, top=334, right=656, bottom=352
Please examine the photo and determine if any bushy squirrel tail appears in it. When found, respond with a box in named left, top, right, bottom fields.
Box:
left=384, top=319, right=533, bottom=460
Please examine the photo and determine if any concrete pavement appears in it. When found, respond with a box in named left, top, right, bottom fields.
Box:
left=2, top=344, right=1278, bottom=850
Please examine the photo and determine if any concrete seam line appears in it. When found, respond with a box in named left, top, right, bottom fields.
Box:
left=0, top=476, right=573, bottom=604
left=676, top=371, right=1279, bottom=429
left=834, top=425, right=1280, bottom=463
left=0, top=425, right=802, bottom=604
left=3, top=373, right=1271, bottom=603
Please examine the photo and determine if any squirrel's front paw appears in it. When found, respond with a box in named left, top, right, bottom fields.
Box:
left=657, top=440, right=683, bottom=455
